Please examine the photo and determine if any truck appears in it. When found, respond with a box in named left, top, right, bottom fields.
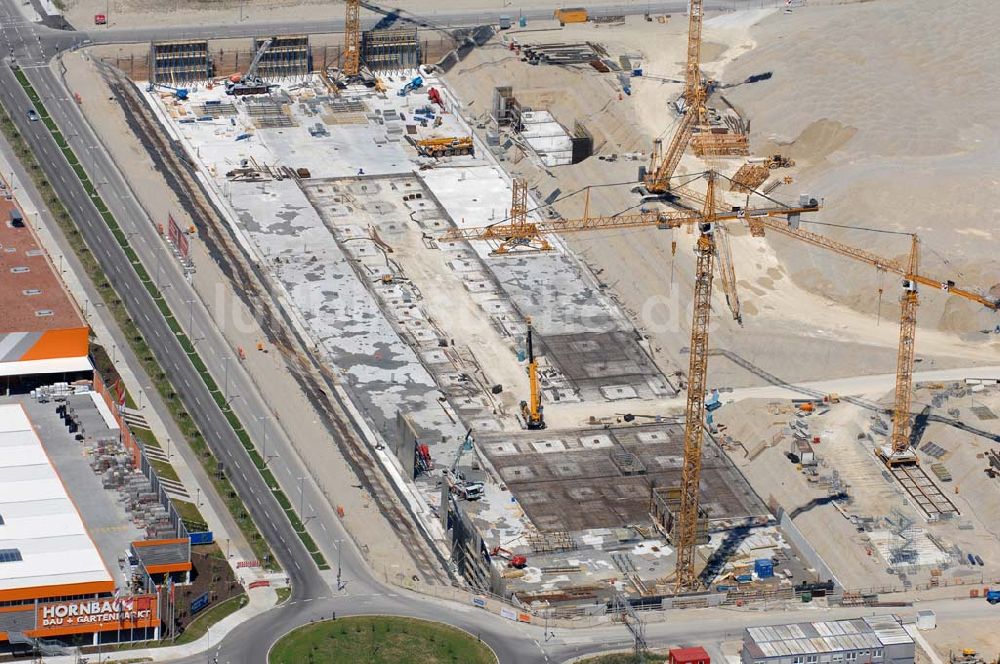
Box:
left=9, top=207, right=24, bottom=228
left=554, top=7, right=588, bottom=25
left=415, top=136, right=474, bottom=158
left=499, top=15, right=512, bottom=30
left=987, top=588, right=1000, bottom=604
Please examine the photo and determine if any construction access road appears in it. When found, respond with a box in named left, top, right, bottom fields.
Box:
left=5, top=4, right=1000, bottom=664
left=0, top=1, right=544, bottom=661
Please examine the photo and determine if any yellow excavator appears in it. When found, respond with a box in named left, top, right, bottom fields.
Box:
left=520, top=319, right=545, bottom=430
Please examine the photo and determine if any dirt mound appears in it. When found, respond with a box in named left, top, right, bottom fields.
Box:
left=754, top=119, right=857, bottom=166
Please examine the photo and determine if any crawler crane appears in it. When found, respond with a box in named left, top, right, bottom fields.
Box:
left=520, top=319, right=546, bottom=430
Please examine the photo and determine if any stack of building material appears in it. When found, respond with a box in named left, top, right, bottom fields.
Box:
left=520, top=42, right=600, bottom=65
left=730, top=163, right=771, bottom=192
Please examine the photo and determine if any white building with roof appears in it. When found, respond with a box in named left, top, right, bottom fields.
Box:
left=741, top=616, right=915, bottom=664
left=0, top=403, right=114, bottom=601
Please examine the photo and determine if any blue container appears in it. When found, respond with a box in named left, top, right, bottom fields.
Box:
left=735, top=574, right=753, bottom=584
left=755, top=558, right=774, bottom=579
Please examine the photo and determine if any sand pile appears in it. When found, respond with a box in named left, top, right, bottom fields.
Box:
left=722, top=0, right=1000, bottom=335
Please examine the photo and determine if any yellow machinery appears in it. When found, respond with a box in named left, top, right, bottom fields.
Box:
left=416, top=136, right=474, bottom=158
left=747, top=220, right=999, bottom=466
left=520, top=319, right=545, bottom=430
left=438, top=171, right=819, bottom=257
left=643, top=0, right=747, bottom=196
left=441, top=170, right=996, bottom=589
left=343, top=0, right=361, bottom=78
left=669, top=180, right=996, bottom=590
left=553, top=7, right=589, bottom=24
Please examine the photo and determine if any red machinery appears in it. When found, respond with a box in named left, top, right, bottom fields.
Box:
left=428, top=87, right=445, bottom=110
left=490, top=546, right=527, bottom=568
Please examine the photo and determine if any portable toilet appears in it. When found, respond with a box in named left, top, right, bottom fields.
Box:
left=755, top=558, right=774, bottom=579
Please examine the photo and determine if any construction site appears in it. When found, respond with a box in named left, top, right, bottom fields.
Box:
left=68, top=0, right=1000, bottom=621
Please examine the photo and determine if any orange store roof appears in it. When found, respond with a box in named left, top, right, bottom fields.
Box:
left=0, top=198, right=84, bottom=334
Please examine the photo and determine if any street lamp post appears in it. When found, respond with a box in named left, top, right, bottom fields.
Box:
left=298, top=477, right=305, bottom=519
left=186, top=299, right=195, bottom=338
left=257, top=415, right=269, bottom=465
left=336, top=539, right=343, bottom=590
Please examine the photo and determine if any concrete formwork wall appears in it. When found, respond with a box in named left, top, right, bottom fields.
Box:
left=778, top=509, right=842, bottom=591
left=101, top=31, right=459, bottom=82
left=361, top=28, right=421, bottom=73
left=150, top=40, right=210, bottom=84
left=253, top=35, right=311, bottom=81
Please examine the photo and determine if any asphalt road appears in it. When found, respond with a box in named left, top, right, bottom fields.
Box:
left=0, top=2, right=552, bottom=661
left=4, top=1, right=999, bottom=663
left=14, top=1, right=763, bottom=47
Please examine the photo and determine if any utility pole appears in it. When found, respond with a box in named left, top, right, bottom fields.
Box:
left=612, top=592, right=646, bottom=664
left=257, top=415, right=269, bottom=465
left=336, top=539, right=343, bottom=590
left=298, top=477, right=305, bottom=519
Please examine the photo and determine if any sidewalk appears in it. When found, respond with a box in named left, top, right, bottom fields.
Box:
left=45, top=583, right=279, bottom=664
left=0, top=132, right=257, bottom=569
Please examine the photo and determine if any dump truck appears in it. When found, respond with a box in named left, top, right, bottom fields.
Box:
left=415, top=136, right=474, bottom=158
left=554, top=7, right=588, bottom=25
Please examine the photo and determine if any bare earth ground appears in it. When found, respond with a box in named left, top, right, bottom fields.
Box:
left=60, top=51, right=426, bottom=583
left=442, top=10, right=999, bottom=391
left=724, top=0, right=1000, bottom=332
left=923, top=616, right=1000, bottom=663
left=438, top=4, right=1000, bottom=595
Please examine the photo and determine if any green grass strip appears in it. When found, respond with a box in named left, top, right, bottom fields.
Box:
left=5, top=66, right=333, bottom=570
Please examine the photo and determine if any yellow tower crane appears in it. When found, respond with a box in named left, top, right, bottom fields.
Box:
left=440, top=171, right=996, bottom=591
left=343, top=0, right=362, bottom=78
left=748, top=218, right=999, bottom=465
left=642, top=0, right=748, bottom=197
left=642, top=0, right=706, bottom=196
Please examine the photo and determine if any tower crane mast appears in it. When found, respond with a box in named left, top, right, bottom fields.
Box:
left=343, top=0, right=362, bottom=78
left=890, top=236, right=920, bottom=463
left=643, top=0, right=705, bottom=195
left=674, top=172, right=718, bottom=592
